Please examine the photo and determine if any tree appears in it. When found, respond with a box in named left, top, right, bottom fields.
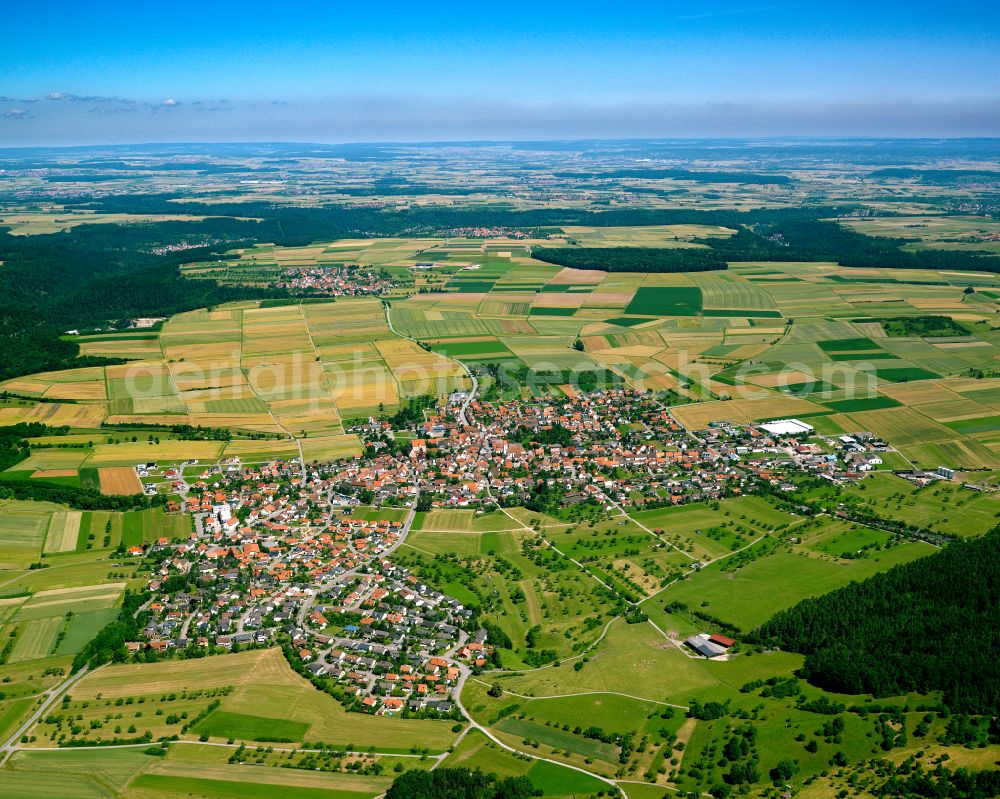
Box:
left=770, top=760, right=798, bottom=783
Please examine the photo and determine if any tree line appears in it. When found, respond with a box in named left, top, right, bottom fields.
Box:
left=385, top=767, right=540, bottom=799
left=531, top=246, right=727, bottom=273
left=0, top=478, right=166, bottom=511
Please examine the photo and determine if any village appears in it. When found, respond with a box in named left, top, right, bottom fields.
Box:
left=127, top=387, right=915, bottom=718
left=276, top=263, right=398, bottom=297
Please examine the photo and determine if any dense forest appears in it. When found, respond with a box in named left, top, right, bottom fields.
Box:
left=751, top=529, right=999, bottom=713
left=695, top=218, right=1000, bottom=272
left=384, top=768, right=540, bottom=799
left=531, top=245, right=726, bottom=272
left=0, top=220, right=287, bottom=381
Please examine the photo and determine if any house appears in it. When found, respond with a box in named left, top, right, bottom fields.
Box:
left=708, top=634, right=735, bottom=649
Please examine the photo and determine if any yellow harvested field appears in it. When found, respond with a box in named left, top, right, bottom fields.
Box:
left=31, top=469, right=77, bottom=478
left=877, top=380, right=963, bottom=405
left=0, top=381, right=48, bottom=399
left=98, top=466, right=143, bottom=495
left=300, top=433, right=363, bottom=462
left=672, top=396, right=827, bottom=429
left=70, top=647, right=276, bottom=699
left=78, top=339, right=162, bottom=359
left=548, top=267, right=608, bottom=285
left=333, top=382, right=399, bottom=412
left=582, top=291, right=635, bottom=307
left=43, top=381, right=107, bottom=400
left=580, top=335, right=611, bottom=351
left=185, top=413, right=279, bottom=430
left=840, top=407, right=956, bottom=446
left=602, top=344, right=664, bottom=358
left=138, top=762, right=391, bottom=795
left=87, top=440, right=224, bottom=466
left=726, top=343, right=772, bottom=360
left=14, top=449, right=88, bottom=471
left=907, top=297, right=968, bottom=310
left=221, top=439, right=301, bottom=460
left=533, top=292, right=588, bottom=308
left=165, top=342, right=242, bottom=363
left=43, top=511, right=82, bottom=554
left=854, top=321, right=887, bottom=338
left=745, top=369, right=817, bottom=388
left=105, top=361, right=173, bottom=383
left=728, top=326, right=785, bottom=336
left=0, top=401, right=107, bottom=428
left=31, top=582, right=126, bottom=600
left=0, top=211, right=213, bottom=235
left=950, top=377, right=1000, bottom=394
left=32, top=367, right=107, bottom=384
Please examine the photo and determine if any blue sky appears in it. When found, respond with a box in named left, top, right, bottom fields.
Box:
left=2, top=1, right=999, bottom=144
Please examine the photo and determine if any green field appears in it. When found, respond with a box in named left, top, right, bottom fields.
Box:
left=0, top=502, right=53, bottom=568
left=655, top=541, right=934, bottom=630
left=121, top=508, right=193, bottom=548
left=194, top=710, right=310, bottom=742
left=494, top=717, right=619, bottom=761
left=625, top=286, right=703, bottom=316
left=817, top=337, right=879, bottom=352
left=54, top=608, right=122, bottom=655
left=128, top=774, right=378, bottom=799
left=822, top=395, right=901, bottom=412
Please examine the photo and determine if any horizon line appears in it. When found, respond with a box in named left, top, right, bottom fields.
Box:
left=4, top=135, right=1000, bottom=153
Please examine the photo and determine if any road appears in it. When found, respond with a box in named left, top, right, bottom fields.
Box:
left=472, top=681, right=689, bottom=711
left=0, top=665, right=91, bottom=766
left=449, top=655, right=629, bottom=797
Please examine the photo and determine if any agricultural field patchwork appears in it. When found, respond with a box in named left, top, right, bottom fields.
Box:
left=3, top=141, right=1000, bottom=799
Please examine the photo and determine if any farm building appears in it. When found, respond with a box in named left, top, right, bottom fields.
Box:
left=685, top=635, right=727, bottom=658
left=760, top=419, right=814, bottom=437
